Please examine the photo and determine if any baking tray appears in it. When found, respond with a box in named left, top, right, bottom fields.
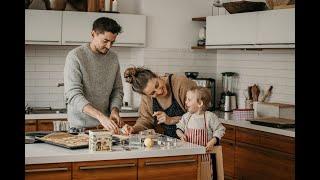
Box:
left=35, top=136, right=89, bottom=149
left=35, top=135, right=122, bottom=149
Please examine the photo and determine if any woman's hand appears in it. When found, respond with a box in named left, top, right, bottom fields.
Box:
left=153, top=111, right=172, bottom=125
left=121, top=124, right=134, bottom=135
left=205, top=138, right=217, bottom=152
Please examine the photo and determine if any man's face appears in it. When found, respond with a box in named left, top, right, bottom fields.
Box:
left=91, top=31, right=117, bottom=54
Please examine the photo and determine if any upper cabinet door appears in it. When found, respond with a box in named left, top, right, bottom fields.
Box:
left=25, top=10, right=62, bottom=45
left=62, top=11, right=146, bottom=47
left=256, top=8, right=295, bottom=44
left=206, top=12, right=257, bottom=46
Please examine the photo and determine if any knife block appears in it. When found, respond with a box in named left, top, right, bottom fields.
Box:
left=253, top=102, right=295, bottom=120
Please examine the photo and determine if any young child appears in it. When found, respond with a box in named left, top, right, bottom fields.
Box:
left=176, top=86, right=225, bottom=180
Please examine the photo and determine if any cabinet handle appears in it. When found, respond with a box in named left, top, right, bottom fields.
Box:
left=25, top=167, right=68, bottom=173
left=79, top=163, right=136, bottom=170
left=113, top=42, right=144, bottom=45
left=145, top=159, right=196, bottom=166
left=25, top=40, right=60, bottom=43
left=64, top=40, right=90, bottom=43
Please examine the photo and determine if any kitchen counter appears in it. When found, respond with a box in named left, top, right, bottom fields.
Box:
left=215, top=111, right=295, bottom=138
left=25, top=141, right=205, bottom=165
left=25, top=112, right=139, bottom=120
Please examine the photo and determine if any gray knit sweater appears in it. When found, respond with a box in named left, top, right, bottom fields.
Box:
left=64, top=43, right=123, bottom=128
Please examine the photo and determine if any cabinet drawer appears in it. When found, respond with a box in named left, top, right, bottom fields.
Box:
left=236, top=127, right=260, bottom=146
left=138, top=155, right=198, bottom=180
left=236, top=127, right=295, bottom=154
left=37, top=120, right=54, bottom=131
left=222, top=124, right=235, bottom=141
left=259, top=132, right=295, bottom=154
left=25, top=120, right=37, bottom=132
left=25, top=163, right=72, bottom=180
left=122, top=117, right=137, bottom=126
left=72, top=159, right=137, bottom=180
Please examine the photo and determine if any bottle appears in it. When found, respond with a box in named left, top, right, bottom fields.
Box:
left=104, top=0, right=111, bottom=11
left=112, top=0, right=118, bottom=12
left=87, top=0, right=98, bottom=12
left=99, top=0, right=105, bottom=11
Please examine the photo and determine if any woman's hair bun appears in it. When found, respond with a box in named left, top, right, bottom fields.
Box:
left=124, top=67, right=137, bottom=83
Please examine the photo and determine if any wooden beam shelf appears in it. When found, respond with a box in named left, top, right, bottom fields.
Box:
left=191, top=17, right=206, bottom=22
left=191, top=46, right=206, bottom=50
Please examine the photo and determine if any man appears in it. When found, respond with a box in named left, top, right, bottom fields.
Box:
left=64, top=17, right=124, bottom=134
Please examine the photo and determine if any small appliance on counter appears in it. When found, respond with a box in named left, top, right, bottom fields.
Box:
left=185, top=72, right=216, bottom=111
left=218, top=72, right=238, bottom=112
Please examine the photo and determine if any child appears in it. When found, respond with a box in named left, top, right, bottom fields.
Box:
left=176, top=86, right=225, bottom=180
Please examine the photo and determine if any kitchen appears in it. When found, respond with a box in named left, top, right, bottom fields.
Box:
left=25, top=0, right=295, bottom=179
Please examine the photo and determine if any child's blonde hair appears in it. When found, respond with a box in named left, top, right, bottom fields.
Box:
left=188, top=86, right=212, bottom=111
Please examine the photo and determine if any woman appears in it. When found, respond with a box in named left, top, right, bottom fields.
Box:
left=122, top=66, right=197, bottom=138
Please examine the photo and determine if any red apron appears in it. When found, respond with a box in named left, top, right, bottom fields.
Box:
left=185, top=113, right=213, bottom=180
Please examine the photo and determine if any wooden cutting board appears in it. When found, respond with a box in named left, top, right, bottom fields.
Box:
left=247, top=116, right=295, bottom=128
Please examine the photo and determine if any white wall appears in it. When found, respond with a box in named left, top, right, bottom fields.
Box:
left=139, top=0, right=214, bottom=49
left=216, top=49, right=295, bottom=108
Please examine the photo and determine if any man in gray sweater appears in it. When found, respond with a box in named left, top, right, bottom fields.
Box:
left=64, top=17, right=124, bottom=134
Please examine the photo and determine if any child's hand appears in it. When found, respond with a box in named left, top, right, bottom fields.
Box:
left=176, top=130, right=187, bottom=141
left=179, top=134, right=187, bottom=141
left=205, top=138, right=217, bottom=152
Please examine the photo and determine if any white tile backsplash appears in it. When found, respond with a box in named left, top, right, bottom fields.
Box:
left=25, top=45, right=217, bottom=108
left=216, top=49, right=295, bottom=108
left=25, top=45, right=295, bottom=110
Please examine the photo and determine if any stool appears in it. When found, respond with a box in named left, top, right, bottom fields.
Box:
left=198, top=145, right=224, bottom=180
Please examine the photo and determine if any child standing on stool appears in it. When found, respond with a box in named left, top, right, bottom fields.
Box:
left=176, top=86, right=225, bottom=180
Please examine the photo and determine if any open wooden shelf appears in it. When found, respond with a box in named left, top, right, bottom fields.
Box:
left=192, top=17, right=206, bottom=22
left=191, top=46, right=206, bottom=50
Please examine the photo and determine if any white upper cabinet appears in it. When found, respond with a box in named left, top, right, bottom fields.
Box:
left=205, top=8, right=295, bottom=49
left=206, top=12, right=257, bottom=46
left=62, top=11, right=146, bottom=47
left=25, top=10, right=62, bottom=45
left=256, top=8, right=295, bottom=44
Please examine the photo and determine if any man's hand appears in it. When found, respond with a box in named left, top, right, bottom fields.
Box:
left=99, top=115, right=120, bottom=134
left=110, top=107, right=124, bottom=127
left=205, top=138, right=217, bottom=152
left=153, top=111, right=172, bottom=125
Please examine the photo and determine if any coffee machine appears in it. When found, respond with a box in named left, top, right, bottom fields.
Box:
left=191, top=78, right=216, bottom=111
left=219, top=72, right=238, bottom=112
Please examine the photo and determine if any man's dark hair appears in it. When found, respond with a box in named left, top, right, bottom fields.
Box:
left=92, top=17, right=122, bottom=34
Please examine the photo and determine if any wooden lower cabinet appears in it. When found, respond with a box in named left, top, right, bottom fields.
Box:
left=138, top=155, right=198, bottom=180
left=25, top=120, right=37, bottom=132
left=25, top=163, right=72, bottom=180
left=37, top=119, right=55, bottom=131
left=236, top=142, right=295, bottom=180
left=122, top=117, right=137, bottom=126
left=221, top=139, right=235, bottom=179
left=72, top=159, right=137, bottom=180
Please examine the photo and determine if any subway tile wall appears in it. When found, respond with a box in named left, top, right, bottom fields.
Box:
left=25, top=45, right=217, bottom=108
left=216, top=49, right=295, bottom=108
left=25, top=45, right=295, bottom=110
